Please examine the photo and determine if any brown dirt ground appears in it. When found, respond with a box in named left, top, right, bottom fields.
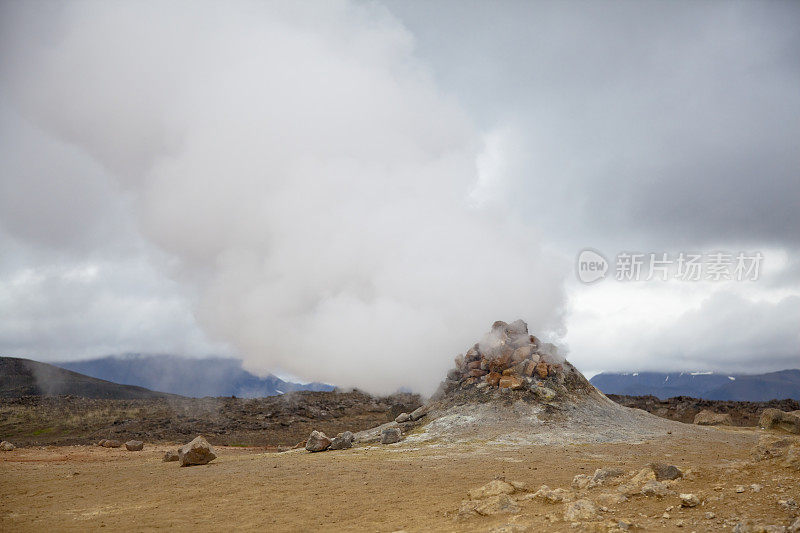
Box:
left=2, top=426, right=798, bottom=532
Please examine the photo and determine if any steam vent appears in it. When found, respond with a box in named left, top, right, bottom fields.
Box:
left=401, top=320, right=687, bottom=446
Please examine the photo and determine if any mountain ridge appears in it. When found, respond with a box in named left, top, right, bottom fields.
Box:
left=590, top=369, right=800, bottom=401
left=54, top=354, right=334, bottom=398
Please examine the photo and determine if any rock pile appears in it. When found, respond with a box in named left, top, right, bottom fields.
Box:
left=304, top=430, right=355, bottom=452
left=433, top=319, right=589, bottom=405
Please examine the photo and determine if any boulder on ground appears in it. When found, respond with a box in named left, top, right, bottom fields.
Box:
left=178, top=436, right=217, bottom=466
left=395, top=412, right=410, bottom=423
left=641, top=480, right=672, bottom=497
left=468, top=480, right=516, bottom=500
left=680, top=493, right=701, bottom=507
left=162, top=450, right=179, bottom=462
left=96, top=439, right=106, bottom=446
left=526, top=485, right=574, bottom=503
left=693, top=410, right=732, bottom=426
left=328, top=431, right=354, bottom=450
left=0, top=441, right=15, bottom=451
left=588, top=467, right=625, bottom=487
left=305, top=430, right=332, bottom=452
left=381, top=427, right=402, bottom=444
left=572, top=474, right=592, bottom=490
left=125, top=440, right=144, bottom=451
left=759, top=408, right=800, bottom=434
left=650, top=463, right=683, bottom=481
left=409, top=406, right=427, bottom=421
left=101, top=439, right=122, bottom=448
left=563, top=499, right=597, bottom=521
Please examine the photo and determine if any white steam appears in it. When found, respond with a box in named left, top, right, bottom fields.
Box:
left=0, top=1, right=566, bottom=394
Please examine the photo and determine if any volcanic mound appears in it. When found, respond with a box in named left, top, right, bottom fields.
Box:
left=403, top=320, right=692, bottom=446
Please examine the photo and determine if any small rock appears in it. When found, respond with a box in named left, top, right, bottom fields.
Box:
left=595, top=492, right=628, bottom=506
left=641, top=480, right=672, bottom=497
left=178, top=436, right=217, bottom=466
left=760, top=408, right=800, bottom=434
left=751, top=484, right=763, bottom=492
left=380, top=427, right=402, bottom=444
left=394, top=412, right=410, bottom=423
left=650, top=463, right=683, bottom=481
left=535, top=361, right=549, bottom=379
left=162, top=450, right=179, bottom=462
left=125, top=440, right=144, bottom=451
left=0, top=441, right=15, bottom=451
left=475, top=494, right=520, bottom=516
left=789, top=517, right=800, bottom=533
left=102, top=439, right=122, bottom=448
left=328, top=431, right=354, bottom=450
left=528, top=485, right=575, bottom=503
left=588, top=467, right=626, bottom=487
left=693, top=410, right=733, bottom=426
left=563, top=499, right=597, bottom=521
left=572, top=474, right=592, bottom=490
left=680, top=493, right=701, bottom=507
left=95, top=439, right=106, bottom=446
left=735, top=485, right=746, bottom=493
left=663, top=512, right=671, bottom=519
left=409, top=406, right=427, bottom=421
left=305, top=430, right=332, bottom=452
left=533, top=386, right=556, bottom=401
left=704, top=512, right=716, bottom=519
left=468, top=480, right=516, bottom=500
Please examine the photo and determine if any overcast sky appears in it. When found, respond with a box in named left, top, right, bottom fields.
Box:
left=0, top=1, right=798, bottom=393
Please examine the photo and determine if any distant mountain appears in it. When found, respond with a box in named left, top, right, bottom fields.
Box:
left=55, top=354, right=334, bottom=398
left=0, top=357, right=174, bottom=399
left=590, top=369, right=800, bottom=401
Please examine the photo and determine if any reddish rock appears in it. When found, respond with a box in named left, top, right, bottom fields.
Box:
left=529, top=335, right=540, bottom=346
left=536, top=362, right=549, bottom=379
left=467, top=360, right=482, bottom=370
left=464, top=377, right=478, bottom=386
left=499, top=375, right=524, bottom=389
left=487, top=372, right=501, bottom=386
left=469, top=369, right=487, bottom=378
left=502, top=368, right=515, bottom=376
left=293, top=440, right=306, bottom=449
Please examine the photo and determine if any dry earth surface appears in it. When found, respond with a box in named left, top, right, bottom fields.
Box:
left=2, top=424, right=799, bottom=532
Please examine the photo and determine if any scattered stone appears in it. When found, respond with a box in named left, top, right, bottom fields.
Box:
left=125, top=440, right=144, bottom=451
left=588, top=467, right=626, bottom=487
left=534, top=386, right=556, bottom=401
left=535, top=362, right=549, bottom=379
left=409, top=406, right=427, bottom=421
left=662, top=512, right=671, bottom=519
left=468, top=480, right=516, bottom=500
left=101, top=439, right=122, bottom=448
left=459, top=494, right=520, bottom=517
left=641, top=480, right=672, bottom=497
left=760, top=408, right=800, bottom=434
left=733, top=520, right=789, bottom=533
left=293, top=440, right=306, bottom=449
left=527, top=485, right=575, bottom=503
left=572, top=474, right=592, bottom=490
left=499, top=375, right=524, bottom=390
left=751, top=484, right=763, bottom=492
left=328, top=431, right=354, bottom=450
left=595, top=492, right=628, bottom=506
left=629, top=467, right=656, bottom=485
left=735, top=485, right=746, bottom=493
left=705, top=512, right=716, bottom=519
left=693, top=410, right=733, bottom=426
left=563, top=499, right=597, bottom=521
left=680, top=493, right=701, bottom=507
left=178, top=436, right=217, bottom=466
left=395, top=412, right=410, bottom=423
left=162, top=450, right=179, bottom=462
left=96, top=439, right=106, bottom=446
left=305, top=430, right=332, bottom=452
left=0, top=441, right=15, bottom=451
left=650, top=463, right=683, bottom=481
left=380, top=427, right=402, bottom=444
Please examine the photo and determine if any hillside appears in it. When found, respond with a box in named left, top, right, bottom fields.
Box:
left=0, top=357, right=173, bottom=399
left=590, top=369, right=800, bottom=401
left=55, top=354, right=334, bottom=398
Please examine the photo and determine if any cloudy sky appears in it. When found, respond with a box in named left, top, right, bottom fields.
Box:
left=0, top=0, right=798, bottom=393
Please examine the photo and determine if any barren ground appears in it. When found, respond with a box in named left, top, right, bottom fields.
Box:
left=2, top=425, right=798, bottom=532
